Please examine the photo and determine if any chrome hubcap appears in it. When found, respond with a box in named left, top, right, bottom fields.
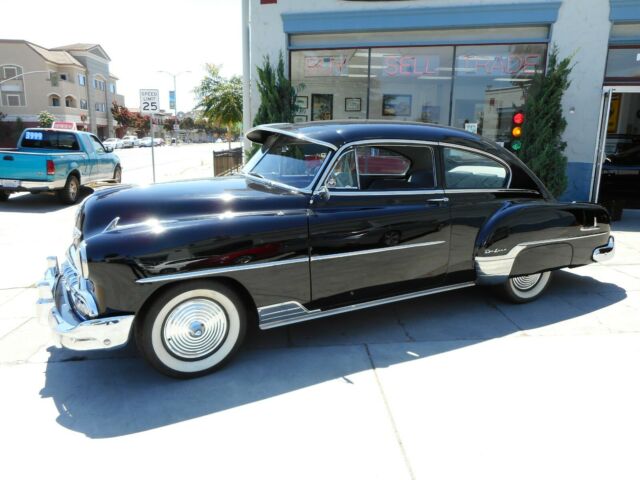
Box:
left=511, top=273, right=542, bottom=291
left=162, top=298, right=228, bottom=359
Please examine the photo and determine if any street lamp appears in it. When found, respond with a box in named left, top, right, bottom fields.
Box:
left=157, top=70, right=191, bottom=134
left=0, top=70, right=50, bottom=107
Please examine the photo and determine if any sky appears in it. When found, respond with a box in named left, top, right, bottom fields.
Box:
left=1, top=0, right=243, bottom=113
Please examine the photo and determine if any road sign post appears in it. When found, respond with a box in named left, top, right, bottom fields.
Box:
left=140, top=89, right=159, bottom=183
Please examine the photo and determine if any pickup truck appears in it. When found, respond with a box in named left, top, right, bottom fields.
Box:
left=0, top=128, right=121, bottom=204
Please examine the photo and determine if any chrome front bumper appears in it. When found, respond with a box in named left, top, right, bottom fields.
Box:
left=592, top=236, right=615, bottom=262
left=38, top=256, right=134, bottom=351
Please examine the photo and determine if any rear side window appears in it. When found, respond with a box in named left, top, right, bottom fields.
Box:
left=327, top=144, right=436, bottom=191
left=443, top=147, right=509, bottom=189
left=21, top=131, right=80, bottom=151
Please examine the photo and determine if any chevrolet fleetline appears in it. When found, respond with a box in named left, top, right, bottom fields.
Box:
left=39, top=122, right=615, bottom=377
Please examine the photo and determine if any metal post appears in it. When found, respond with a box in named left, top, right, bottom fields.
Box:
left=212, top=150, right=216, bottom=177
left=150, top=115, right=156, bottom=183
left=173, top=75, right=178, bottom=133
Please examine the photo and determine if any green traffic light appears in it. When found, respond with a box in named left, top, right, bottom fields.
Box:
left=511, top=140, right=522, bottom=151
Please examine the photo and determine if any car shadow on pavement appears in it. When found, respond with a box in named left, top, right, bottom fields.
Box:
left=612, top=209, right=640, bottom=233
left=0, top=188, right=93, bottom=214
left=40, top=269, right=627, bottom=439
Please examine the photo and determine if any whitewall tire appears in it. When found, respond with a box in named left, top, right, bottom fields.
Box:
left=138, top=280, right=247, bottom=378
left=502, top=271, right=552, bottom=303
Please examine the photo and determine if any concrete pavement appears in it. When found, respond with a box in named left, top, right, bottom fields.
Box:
left=0, top=151, right=639, bottom=479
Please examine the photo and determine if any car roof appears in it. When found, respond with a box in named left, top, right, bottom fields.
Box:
left=246, top=120, right=501, bottom=153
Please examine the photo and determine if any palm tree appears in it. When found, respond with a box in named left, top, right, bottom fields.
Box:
left=197, top=66, right=242, bottom=150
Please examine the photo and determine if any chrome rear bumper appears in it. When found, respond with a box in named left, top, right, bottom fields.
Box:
left=38, top=256, right=134, bottom=351
left=592, top=236, right=615, bottom=262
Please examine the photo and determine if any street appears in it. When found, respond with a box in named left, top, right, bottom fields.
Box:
left=1, top=144, right=640, bottom=479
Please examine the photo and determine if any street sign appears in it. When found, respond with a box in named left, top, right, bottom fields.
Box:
left=140, top=89, right=159, bottom=115
left=169, top=90, right=176, bottom=110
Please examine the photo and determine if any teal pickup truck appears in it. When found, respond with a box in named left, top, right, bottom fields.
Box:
left=0, top=128, right=121, bottom=204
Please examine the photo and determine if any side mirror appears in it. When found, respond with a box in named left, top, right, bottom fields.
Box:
left=317, top=184, right=331, bottom=201
left=104, top=145, right=114, bottom=153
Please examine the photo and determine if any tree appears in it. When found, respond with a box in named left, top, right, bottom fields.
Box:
left=253, top=52, right=298, bottom=127
left=180, top=117, right=195, bottom=130
left=111, top=102, right=135, bottom=129
left=520, top=46, right=574, bottom=197
left=38, top=111, right=55, bottom=128
left=197, top=66, right=242, bottom=150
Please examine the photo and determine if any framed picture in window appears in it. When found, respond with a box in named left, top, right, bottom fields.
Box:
left=345, top=97, right=361, bottom=112
left=294, top=96, right=308, bottom=110
left=311, top=94, right=333, bottom=121
left=293, top=115, right=308, bottom=123
left=382, top=94, right=412, bottom=117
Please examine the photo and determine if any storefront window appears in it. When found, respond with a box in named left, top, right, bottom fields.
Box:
left=450, top=44, right=546, bottom=143
left=368, top=46, right=453, bottom=124
left=291, top=49, right=369, bottom=122
left=605, top=47, right=640, bottom=81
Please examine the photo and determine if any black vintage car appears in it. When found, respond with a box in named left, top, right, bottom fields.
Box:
left=39, top=121, right=615, bottom=378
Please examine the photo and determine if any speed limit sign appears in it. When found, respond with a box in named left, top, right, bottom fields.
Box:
left=140, top=89, right=159, bottom=114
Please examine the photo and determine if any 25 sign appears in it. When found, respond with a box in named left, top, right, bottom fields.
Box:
left=140, top=89, right=160, bottom=114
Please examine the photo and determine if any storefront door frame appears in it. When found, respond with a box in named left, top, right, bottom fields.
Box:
left=590, top=85, right=640, bottom=202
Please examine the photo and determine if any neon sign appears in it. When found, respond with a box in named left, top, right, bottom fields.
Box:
left=383, top=55, right=441, bottom=77
left=455, top=54, right=542, bottom=76
left=304, top=55, right=349, bottom=77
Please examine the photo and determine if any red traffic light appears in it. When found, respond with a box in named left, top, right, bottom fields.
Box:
left=513, top=112, right=524, bottom=125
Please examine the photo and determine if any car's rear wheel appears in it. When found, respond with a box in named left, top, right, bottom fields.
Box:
left=137, top=280, right=247, bottom=378
left=113, top=165, right=122, bottom=184
left=501, top=271, right=552, bottom=303
left=57, top=175, right=80, bottom=205
left=0, top=191, right=9, bottom=202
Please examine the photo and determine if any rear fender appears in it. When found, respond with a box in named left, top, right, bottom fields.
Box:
left=474, top=201, right=611, bottom=284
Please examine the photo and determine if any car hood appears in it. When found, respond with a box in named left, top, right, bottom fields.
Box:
left=80, top=175, right=309, bottom=240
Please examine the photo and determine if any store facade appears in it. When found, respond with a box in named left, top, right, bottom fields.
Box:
left=243, top=0, right=640, bottom=202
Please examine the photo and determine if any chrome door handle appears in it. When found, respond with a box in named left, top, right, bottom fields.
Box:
left=427, top=197, right=449, bottom=203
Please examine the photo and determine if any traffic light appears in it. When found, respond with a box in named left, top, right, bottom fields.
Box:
left=510, top=111, right=524, bottom=151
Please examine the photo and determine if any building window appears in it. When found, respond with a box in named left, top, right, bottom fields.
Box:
left=7, top=94, right=21, bottom=107
left=109, top=83, right=116, bottom=94
left=80, top=99, right=88, bottom=110
left=450, top=44, right=545, bottom=143
left=369, top=46, right=454, bottom=125
left=2, top=66, right=18, bottom=80
left=605, top=46, right=640, bottom=82
left=50, top=95, right=61, bottom=107
left=291, top=48, right=370, bottom=121
left=78, top=74, right=86, bottom=86
left=94, top=78, right=106, bottom=91
left=290, top=42, right=546, bottom=143
left=59, top=73, right=68, bottom=81
left=0, top=64, right=25, bottom=106
left=95, top=102, right=106, bottom=112
left=65, top=96, right=77, bottom=108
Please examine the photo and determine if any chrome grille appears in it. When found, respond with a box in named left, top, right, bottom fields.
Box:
left=61, top=260, right=98, bottom=319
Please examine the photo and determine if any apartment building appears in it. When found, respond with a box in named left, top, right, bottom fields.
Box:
left=0, top=40, right=125, bottom=139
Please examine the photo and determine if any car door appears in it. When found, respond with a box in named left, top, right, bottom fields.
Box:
left=308, top=142, right=451, bottom=309
left=88, top=134, right=110, bottom=180
left=440, top=145, right=515, bottom=279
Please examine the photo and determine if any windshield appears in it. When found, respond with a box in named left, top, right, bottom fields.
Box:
left=242, top=134, right=332, bottom=189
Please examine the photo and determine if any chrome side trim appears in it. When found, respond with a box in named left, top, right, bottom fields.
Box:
left=444, top=188, right=541, bottom=195
left=475, top=231, right=610, bottom=283
left=328, top=188, right=446, bottom=196
left=135, top=257, right=309, bottom=284
left=311, top=240, right=445, bottom=262
left=246, top=125, right=338, bottom=151
left=592, top=236, right=615, bottom=262
left=258, top=281, right=476, bottom=330
left=438, top=142, right=513, bottom=189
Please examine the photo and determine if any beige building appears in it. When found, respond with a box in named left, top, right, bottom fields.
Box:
left=0, top=40, right=125, bottom=138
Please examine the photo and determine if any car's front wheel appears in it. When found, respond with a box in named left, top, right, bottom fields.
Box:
left=0, top=191, right=9, bottom=202
left=501, top=271, right=552, bottom=303
left=137, top=280, right=247, bottom=378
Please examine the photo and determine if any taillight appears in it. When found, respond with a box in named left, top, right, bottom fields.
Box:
left=46, top=160, right=55, bottom=175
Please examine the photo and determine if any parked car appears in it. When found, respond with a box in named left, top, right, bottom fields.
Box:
left=39, top=121, right=614, bottom=378
left=153, top=137, right=165, bottom=147
left=0, top=128, right=121, bottom=204
left=122, top=135, right=140, bottom=148
left=139, top=137, right=153, bottom=147
left=103, top=138, right=123, bottom=150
